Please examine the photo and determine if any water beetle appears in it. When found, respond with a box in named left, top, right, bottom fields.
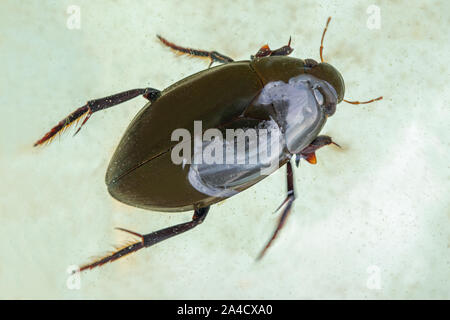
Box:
left=34, top=17, right=382, bottom=272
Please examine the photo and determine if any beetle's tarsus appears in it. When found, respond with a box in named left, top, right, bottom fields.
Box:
left=257, top=161, right=295, bottom=260
left=78, top=240, right=144, bottom=272
left=343, top=96, right=383, bottom=105
left=115, top=227, right=144, bottom=240
left=33, top=105, right=90, bottom=146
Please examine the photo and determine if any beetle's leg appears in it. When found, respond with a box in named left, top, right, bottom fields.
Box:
left=33, top=87, right=161, bottom=146
left=76, top=206, right=210, bottom=273
left=320, top=17, right=332, bottom=63
left=251, top=37, right=294, bottom=59
left=157, top=35, right=234, bottom=68
left=295, top=135, right=341, bottom=167
left=257, top=161, right=295, bottom=260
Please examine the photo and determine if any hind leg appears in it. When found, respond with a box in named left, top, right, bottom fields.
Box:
left=78, top=206, right=210, bottom=272
left=34, top=87, right=161, bottom=146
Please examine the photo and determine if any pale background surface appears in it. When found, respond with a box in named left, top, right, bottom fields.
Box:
left=0, top=0, right=448, bottom=299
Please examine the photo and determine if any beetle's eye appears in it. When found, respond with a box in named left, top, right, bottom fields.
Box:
left=304, top=58, right=318, bottom=68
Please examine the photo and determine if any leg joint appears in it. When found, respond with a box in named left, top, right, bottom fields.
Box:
left=143, top=88, right=161, bottom=102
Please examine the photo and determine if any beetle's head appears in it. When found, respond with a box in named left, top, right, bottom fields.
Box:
left=303, top=17, right=382, bottom=115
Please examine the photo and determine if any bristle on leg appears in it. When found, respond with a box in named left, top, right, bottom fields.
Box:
left=33, top=88, right=161, bottom=147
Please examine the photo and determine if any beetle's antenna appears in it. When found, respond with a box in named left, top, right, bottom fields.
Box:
left=320, top=17, right=332, bottom=62
left=343, top=96, right=383, bottom=104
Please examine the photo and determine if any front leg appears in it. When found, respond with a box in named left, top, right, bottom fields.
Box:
left=251, top=37, right=294, bottom=59
left=295, top=135, right=341, bottom=167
